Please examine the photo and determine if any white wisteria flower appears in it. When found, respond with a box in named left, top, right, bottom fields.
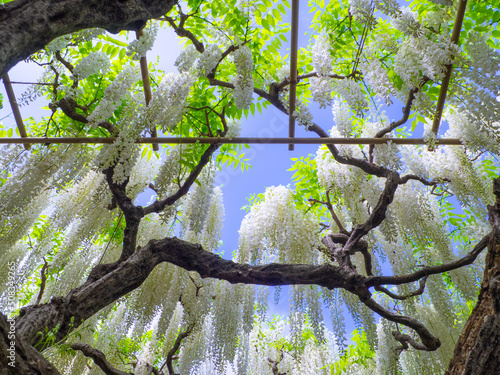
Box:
left=391, top=7, right=421, bottom=37
left=88, top=66, right=140, bottom=126
left=332, top=100, right=353, bottom=137
left=333, top=78, right=367, bottom=116
left=349, top=0, right=374, bottom=24
left=175, top=44, right=201, bottom=73
left=312, top=34, right=332, bottom=76
left=126, top=23, right=159, bottom=60
left=196, top=44, right=223, bottom=76
left=310, top=76, right=333, bottom=108
left=145, top=72, right=196, bottom=132
left=361, top=58, right=394, bottom=105
left=233, top=45, right=254, bottom=109
left=73, top=52, right=111, bottom=79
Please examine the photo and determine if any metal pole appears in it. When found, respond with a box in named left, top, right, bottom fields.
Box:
left=430, top=0, right=467, bottom=139
left=2, top=73, right=30, bottom=149
left=288, top=0, right=299, bottom=151
left=0, top=137, right=464, bottom=146
left=136, top=29, right=159, bottom=151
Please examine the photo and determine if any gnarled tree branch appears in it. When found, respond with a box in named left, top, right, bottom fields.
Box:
left=143, top=143, right=221, bottom=215
left=0, top=313, right=61, bottom=375
left=70, top=343, right=133, bottom=375
left=367, top=234, right=489, bottom=288
left=0, top=0, right=177, bottom=77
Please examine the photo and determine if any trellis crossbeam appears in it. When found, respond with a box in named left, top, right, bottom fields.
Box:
left=0, top=137, right=463, bottom=145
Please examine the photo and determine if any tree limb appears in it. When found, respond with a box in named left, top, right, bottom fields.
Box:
left=375, top=276, right=428, bottom=301
left=164, top=16, right=205, bottom=53
left=143, top=143, right=221, bottom=215
left=163, top=325, right=193, bottom=375
left=343, top=171, right=399, bottom=252
left=368, top=78, right=430, bottom=162
left=0, top=0, right=177, bottom=77
left=0, top=313, right=61, bottom=375
left=362, top=297, right=441, bottom=351
left=366, top=234, right=489, bottom=288
left=70, top=343, right=133, bottom=375
left=35, top=258, right=49, bottom=305
left=14, top=236, right=362, bottom=348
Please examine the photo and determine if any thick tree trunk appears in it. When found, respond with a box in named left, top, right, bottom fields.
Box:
left=446, top=178, right=500, bottom=375
left=0, top=0, right=176, bottom=77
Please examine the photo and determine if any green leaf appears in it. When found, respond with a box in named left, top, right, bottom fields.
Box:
left=261, top=18, right=270, bottom=31
left=103, top=35, right=128, bottom=47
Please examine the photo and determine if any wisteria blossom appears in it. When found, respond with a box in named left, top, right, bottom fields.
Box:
left=73, top=52, right=110, bottom=79
left=145, top=72, right=196, bottom=131
left=88, top=66, right=141, bottom=126
left=196, top=44, right=223, bottom=76
left=312, top=34, right=332, bottom=75
left=126, top=22, right=159, bottom=59
left=333, top=78, right=367, bottom=116
left=233, top=45, right=254, bottom=109
left=332, top=100, right=353, bottom=137
left=175, top=44, right=201, bottom=73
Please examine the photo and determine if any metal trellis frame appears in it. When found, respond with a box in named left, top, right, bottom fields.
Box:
left=0, top=136, right=463, bottom=146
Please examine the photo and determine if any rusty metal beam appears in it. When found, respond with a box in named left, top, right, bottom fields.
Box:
left=136, top=29, right=159, bottom=151
left=288, top=0, right=299, bottom=151
left=2, top=73, right=29, bottom=149
left=0, top=136, right=463, bottom=146
left=430, top=0, right=468, bottom=139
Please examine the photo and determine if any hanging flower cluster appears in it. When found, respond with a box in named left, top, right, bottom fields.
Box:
left=454, top=32, right=500, bottom=126
left=145, top=72, right=196, bottom=132
left=225, top=118, right=242, bottom=140
left=331, top=100, right=353, bottom=137
left=232, top=45, right=254, bottom=109
left=196, top=44, right=223, bottom=76
left=276, top=63, right=290, bottom=81
left=182, top=164, right=217, bottom=242
left=127, top=23, right=159, bottom=60
left=391, top=7, right=421, bottom=37
left=445, top=109, right=500, bottom=154
left=72, top=52, right=111, bottom=79
left=95, top=95, right=146, bottom=184
left=312, top=34, right=332, bottom=76
left=393, top=33, right=456, bottom=86
left=349, top=0, right=374, bottom=24
left=333, top=79, right=367, bottom=116
left=175, top=44, right=201, bottom=73
left=237, top=185, right=319, bottom=265
left=199, top=186, right=225, bottom=252
left=88, top=66, right=140, bottom=126
left=293, top=100, right=315, bottom=129
left=280, top=92, right=315, bottom=129
left=310, top=76, right=333, bottom=108
left=310, top=34, right=334, bottom=108
left=360, top=58, right=394, bottom=105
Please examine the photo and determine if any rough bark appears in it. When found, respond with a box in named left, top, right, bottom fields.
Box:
left=462, top=306, right=500, bottom=375
left=0, top=0, right=176, bottom=77
left=0, top=314, right=60, bottom=375
left=446, top=178, right=500, bottom=375
left=14, top=236, right=359, bottom=348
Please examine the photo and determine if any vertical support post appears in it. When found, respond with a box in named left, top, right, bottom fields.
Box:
left=2, top=73, right=29, bottom=150
left=288, top=0, right=299, bottom=151
left=430, top=0, right=467, bottom=141
left=136, top=29, right=159, bottom=152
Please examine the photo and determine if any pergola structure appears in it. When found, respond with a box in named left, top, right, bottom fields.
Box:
left=0, top=0, right=468, bottom=149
